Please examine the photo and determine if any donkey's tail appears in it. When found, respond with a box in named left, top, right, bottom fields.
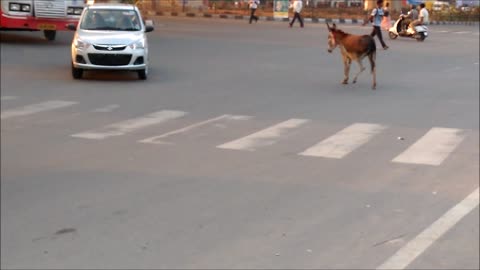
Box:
left=367, top=38, right=376, bottom=73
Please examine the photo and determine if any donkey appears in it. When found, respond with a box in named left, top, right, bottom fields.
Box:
left=326, top=23, right=377, bottom=90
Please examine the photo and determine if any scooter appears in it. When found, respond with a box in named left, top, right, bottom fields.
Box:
left=388, top=14, right=428, bottom=42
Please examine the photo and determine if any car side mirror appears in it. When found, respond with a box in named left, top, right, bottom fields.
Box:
left=66, top=23, right=77, bottom=31
left=145, top=25, right=154, bottom=33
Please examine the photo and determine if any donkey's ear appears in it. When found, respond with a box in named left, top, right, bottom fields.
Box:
left=332, top=23, right=337, bottom=29
left=326, top=22, right=331, bottom=31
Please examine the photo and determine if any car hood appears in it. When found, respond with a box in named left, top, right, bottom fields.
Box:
left=76, top=30, right=144, bottom=45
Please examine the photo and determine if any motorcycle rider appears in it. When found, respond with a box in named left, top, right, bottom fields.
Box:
left=402, top=4, right=418, bottom=33
left=409, top=3, right=429, bottom=32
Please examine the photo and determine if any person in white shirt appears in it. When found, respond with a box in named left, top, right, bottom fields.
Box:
left=363, top=0, right=388, bottom=50
left=410, top=3, right=429, bottom=30
left=289, top=0, right=304, bottom=28
left=249, top=0, right=260, bottom=24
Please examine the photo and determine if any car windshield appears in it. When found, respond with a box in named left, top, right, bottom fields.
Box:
left=80, top=9, right=141, bottom=31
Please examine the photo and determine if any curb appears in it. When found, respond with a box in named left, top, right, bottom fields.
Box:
left=429, top=20, right=479, bottom=25
left=147, top=12, right=367, bottom=24
left=146, top=11, right=479, bottom=26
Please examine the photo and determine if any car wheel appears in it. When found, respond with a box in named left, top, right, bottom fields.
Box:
left=72, top=64, right=83, bottom=79
left=138, top=68, right=148, bottom=80
left=44, top=30, right=56, bottom=41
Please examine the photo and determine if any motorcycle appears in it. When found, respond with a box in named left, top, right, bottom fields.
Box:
left=388, top=14, right=428, bottom=42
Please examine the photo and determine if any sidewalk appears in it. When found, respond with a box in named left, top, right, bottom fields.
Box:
left=145, top=11, right=480, bottom=26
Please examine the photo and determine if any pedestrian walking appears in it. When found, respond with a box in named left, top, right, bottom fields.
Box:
left=289, top=0, right=304, bottom=28
left=249, top=0, right=259, bottom=24
left=381, top=2, right=391, bottom=31
left=363, top=0, right=388, bottom=50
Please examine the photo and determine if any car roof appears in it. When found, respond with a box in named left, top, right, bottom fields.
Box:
left=87, top=3, right=136, bottom=10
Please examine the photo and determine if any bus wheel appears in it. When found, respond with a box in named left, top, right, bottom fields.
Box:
left=44, top=30, right=56, bottom=41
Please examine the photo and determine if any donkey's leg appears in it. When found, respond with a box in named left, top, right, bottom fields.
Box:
left=368, top=52, right=377, bottom=90
left=352, top=59, right=366, bottom=84
left=342, top=56, right=351, bottom=84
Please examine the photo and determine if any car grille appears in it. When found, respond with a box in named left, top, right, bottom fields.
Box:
left=34, top=0, right=66, bottom=18
left=93, top=45, right=127, bottom=51
left=88, top=54, right=132, bottom=66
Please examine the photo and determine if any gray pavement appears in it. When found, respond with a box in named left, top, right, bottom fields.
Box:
left=1, top=17, right=479, bottom=269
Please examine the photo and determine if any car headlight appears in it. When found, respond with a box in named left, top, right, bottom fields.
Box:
left=129, top=39, right=145, bottom=50
left=21, top=4, right=30, bottom=12
left=74, top=7, right=84, bottom=15
left=74, top=39, right=90, bottom=50
left=67, top=7, right=84, bottom=15
left=9, top=3, right=20, bottom=11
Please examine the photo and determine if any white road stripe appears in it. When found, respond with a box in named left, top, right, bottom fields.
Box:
left=92, top=104, right=120, bottom=113
left=139, top=114, right=252, bottom=144
left=1, top=96, right=18, bottom=101
left=453, top=31, right=470, bottom=34
left=299, top=123, right=387, bottom=158
left=377, top=188, right=479, bottom=270
left=217, top=118, right=310, bottom=151
left=444, top=66, right=462, bottom=72
left=392, top=127, right=465, bottom=166
left=71, top=110, right=187, bottom=140
left=1, top=100, right=77, bottom=120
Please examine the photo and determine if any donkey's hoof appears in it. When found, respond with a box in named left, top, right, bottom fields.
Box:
left=372, top=85, right=376, bottom=90
left=352, top=80, right=357, bottom=84
left=342, top=80, right=348, bottom=84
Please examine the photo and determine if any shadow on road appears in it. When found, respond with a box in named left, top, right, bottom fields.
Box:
left=80, top=70, right=142, bottom=82
left=0, top=32, right=72, bottom=46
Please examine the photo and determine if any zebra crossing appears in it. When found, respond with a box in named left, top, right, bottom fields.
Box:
left=299, top=123, right=387, bottom=159
left=71, top=110, right=188, bottom=140
left=0, top=100, right=77, bottom=120
left=1, top=97, right=474, bottom=167
left=139, top=114, right=252, bottom=145
left=217, top=118, right=310, bottom=151
left=392, top=127, right=466, bottom=166
left=0, top=96, right=18, bottom=101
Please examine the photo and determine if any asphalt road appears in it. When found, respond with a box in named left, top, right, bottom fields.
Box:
left=1, top=17, right=479, bottom=269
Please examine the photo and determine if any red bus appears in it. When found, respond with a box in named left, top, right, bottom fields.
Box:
left=0, top=0, right=86, bottom=41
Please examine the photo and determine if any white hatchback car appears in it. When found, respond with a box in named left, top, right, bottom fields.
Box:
left=68, top=3, right=154, bottom=80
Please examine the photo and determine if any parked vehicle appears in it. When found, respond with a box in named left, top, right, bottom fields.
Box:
left=460, top=4, right=472, bottom=12
left=433, top=1, right=450, bottom=11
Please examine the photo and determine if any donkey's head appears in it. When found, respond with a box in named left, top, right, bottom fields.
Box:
left=326, top=23, right=338, bottom=53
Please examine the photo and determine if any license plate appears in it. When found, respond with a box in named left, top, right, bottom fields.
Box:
left=38, top=24, right=56, bottom=30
